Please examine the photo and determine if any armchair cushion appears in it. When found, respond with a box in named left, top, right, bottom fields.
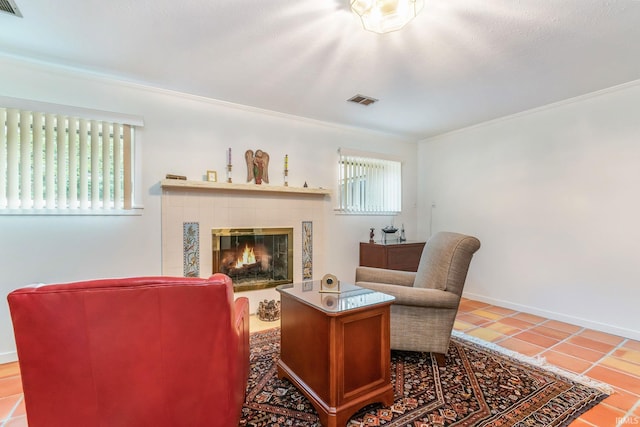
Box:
left=355, top=281, right=459, bottom=309
left=355, top=266, right=416, bottom=287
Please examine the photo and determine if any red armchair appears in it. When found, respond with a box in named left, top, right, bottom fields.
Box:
left=7, top=274, right=249, bottom=427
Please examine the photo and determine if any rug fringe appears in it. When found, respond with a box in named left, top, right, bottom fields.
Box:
left=451, top=330, right=614, bottom=395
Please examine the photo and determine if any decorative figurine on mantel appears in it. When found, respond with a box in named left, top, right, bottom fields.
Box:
left=245, top=149, right=270, bottom=184
left=369, top=227, right=375, bottom=243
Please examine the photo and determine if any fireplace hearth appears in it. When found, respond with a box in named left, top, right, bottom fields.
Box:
left=212, top=227, right=293, bottom=292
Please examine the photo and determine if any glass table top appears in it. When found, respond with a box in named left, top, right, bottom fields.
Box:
left=276, top=281, right=395, bottom=314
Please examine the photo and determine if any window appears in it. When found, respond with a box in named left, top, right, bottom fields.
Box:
left=337, top=148, right=402, bottom=214
left=0, top=97, right=143, bottom=214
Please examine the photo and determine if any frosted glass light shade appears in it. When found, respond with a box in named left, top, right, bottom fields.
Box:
left=351, top=0, right=424, bottom=33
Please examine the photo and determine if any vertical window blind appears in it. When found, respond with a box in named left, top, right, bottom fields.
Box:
left=0, top=101, right=140, bottom=212
left=337, top=149, right=402, bottom=213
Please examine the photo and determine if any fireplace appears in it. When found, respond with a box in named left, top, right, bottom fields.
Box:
left=212, top=227, right=294, bottom=292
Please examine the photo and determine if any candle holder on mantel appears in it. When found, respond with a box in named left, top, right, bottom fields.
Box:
left=226, top=164, right=232, bottom=183
left=284, top=154, right=289, bottom=186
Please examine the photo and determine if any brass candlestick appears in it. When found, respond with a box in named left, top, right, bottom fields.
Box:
left=226, top=164, right=232, bottom=183
left=284, top=154, right=289, bottom=187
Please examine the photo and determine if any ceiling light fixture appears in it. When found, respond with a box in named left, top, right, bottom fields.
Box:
left=350, top=0, right=424, bottom=34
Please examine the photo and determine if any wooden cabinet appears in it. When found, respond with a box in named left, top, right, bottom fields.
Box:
left=359, top=241, right=426, bottom=272
left=277, top=282, right=394, bottom=427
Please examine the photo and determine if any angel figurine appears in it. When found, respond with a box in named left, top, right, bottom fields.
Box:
left=245, top=149, right=270, bottom=184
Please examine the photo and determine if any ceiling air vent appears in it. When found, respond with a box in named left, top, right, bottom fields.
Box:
left=0, top=0, right=22, bottom=17
left=348, top=94, right=378, bottom=106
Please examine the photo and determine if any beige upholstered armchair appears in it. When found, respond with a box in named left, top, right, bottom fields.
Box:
left=355, top=232, right=481, bottom=366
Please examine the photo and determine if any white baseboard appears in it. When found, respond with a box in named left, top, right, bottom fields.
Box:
left=0, top=351, right=18, bottom=365
left=462, top=292, right=640, bottom=341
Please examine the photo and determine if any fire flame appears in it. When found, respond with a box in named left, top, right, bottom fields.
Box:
left=235, top=245, right=256, bottom=268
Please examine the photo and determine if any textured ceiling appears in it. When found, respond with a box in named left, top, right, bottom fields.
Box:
left=1, top=0, right=639, bottom=138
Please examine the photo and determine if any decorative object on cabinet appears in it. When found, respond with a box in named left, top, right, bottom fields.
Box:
left=319, top=273, right=340, bottom=293
left=245, top=149, right=270, bottom=184
left=206, top=170, right=217, bottom=182
left=381, top=225, right=398, bottom=243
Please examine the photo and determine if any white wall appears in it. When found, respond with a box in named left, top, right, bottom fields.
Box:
left=0, top=55, right=417, bottom=362
left=418, top=81, right=640, bottom=340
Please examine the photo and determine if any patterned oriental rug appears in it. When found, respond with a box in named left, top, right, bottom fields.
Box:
left=240, top=328, right=610, bottom=427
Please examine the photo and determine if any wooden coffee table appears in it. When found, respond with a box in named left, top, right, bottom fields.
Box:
left=276, top=281, right=395, bottom=427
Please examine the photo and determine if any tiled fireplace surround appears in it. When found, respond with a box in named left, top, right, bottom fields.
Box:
left=161, top=186, right=329, bottom=312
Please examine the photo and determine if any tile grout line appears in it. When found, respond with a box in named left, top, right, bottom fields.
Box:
left=2, top=394, right=23, bottom=427
left=621, top=399, right=640, bottom=425
left=575, top=416, right=601, bottom=427
left=536, top=319, right=588, bottom=357
left=465, top=308, right=579, bottom=355
left=460, top=311, right=561, bottom=358
left=582, top=338, right=640, bottom=384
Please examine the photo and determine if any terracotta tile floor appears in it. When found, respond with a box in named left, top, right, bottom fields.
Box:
left=1, top=298, right=639, bottom=426
left=456, top=298, right=640, bottom=426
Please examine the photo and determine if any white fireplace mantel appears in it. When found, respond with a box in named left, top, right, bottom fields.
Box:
left=161, top=178, right=329, bottom=314
left=160, top=179, right=332, bottom=196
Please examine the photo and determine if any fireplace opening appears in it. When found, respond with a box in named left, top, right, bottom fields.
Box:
left=212, top=227, right=293, bottom=292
